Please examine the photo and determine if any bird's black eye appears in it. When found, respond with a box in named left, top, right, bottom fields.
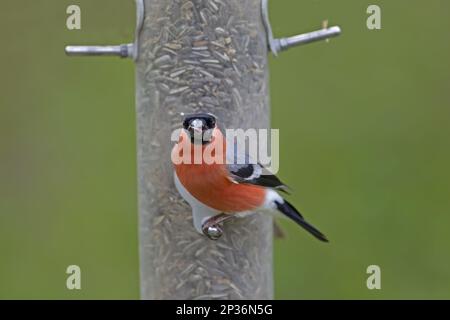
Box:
left=182, top=118, right=192, bottom=129
left=205, top=117, right=216, bottom=129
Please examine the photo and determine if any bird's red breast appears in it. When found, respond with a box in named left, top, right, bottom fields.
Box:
left=172, top=128, right=266, bottom=213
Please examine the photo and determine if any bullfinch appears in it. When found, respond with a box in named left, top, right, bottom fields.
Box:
left=172, top=113, right=328, bottom=242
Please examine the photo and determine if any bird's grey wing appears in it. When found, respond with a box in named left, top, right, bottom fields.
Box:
left=226, top=140, right=290, bottom=193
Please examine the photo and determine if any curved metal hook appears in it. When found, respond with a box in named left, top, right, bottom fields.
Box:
left=132, top=0, right=145, bottom=61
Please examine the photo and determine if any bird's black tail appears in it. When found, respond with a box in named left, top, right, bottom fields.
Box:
left=275, top=200, right=328, bottom=242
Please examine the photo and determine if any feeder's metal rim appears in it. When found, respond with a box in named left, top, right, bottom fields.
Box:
left=133, top=0, right=145, bottom=61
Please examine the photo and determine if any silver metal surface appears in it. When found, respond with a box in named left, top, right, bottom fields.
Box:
left=277, top=26, right=341, bottom=51
left=132, top=0, right=145, bottom=61
left=261, top=0, right=342, bottom=55
left=205, top=225, right=223, bottom=240
left=65, top=44, right=133, bottom=57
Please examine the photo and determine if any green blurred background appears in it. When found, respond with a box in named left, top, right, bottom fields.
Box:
left=1, top=0, right=449, bottom=299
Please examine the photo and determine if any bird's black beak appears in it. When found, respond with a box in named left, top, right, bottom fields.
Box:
left=187, top=123, right=204, bottom=145
left=188, top=125, right=203, bottom=134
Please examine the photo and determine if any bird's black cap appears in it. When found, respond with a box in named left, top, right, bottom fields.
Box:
left=182, top=113, right=217, bottom=130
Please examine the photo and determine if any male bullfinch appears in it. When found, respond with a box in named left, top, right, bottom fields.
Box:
left=172, top=113, right=328, bottom=242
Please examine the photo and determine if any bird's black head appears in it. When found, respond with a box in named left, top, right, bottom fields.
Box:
left=182, top=113, right=217, bottom=144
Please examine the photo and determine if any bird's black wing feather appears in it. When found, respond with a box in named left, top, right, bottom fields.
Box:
left=226, top=141, right=290, bottom=193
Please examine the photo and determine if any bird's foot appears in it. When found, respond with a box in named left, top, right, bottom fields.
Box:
left=201, top=213, right=234, bottom=240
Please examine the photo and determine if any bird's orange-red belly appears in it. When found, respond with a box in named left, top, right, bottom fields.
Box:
left=175, top=163, right=266, bottom=213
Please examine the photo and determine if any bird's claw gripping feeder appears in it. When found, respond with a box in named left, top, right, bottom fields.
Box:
left=201, top=213, right=235, bottom=240
left=65, top=0, right=144, bottom=60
